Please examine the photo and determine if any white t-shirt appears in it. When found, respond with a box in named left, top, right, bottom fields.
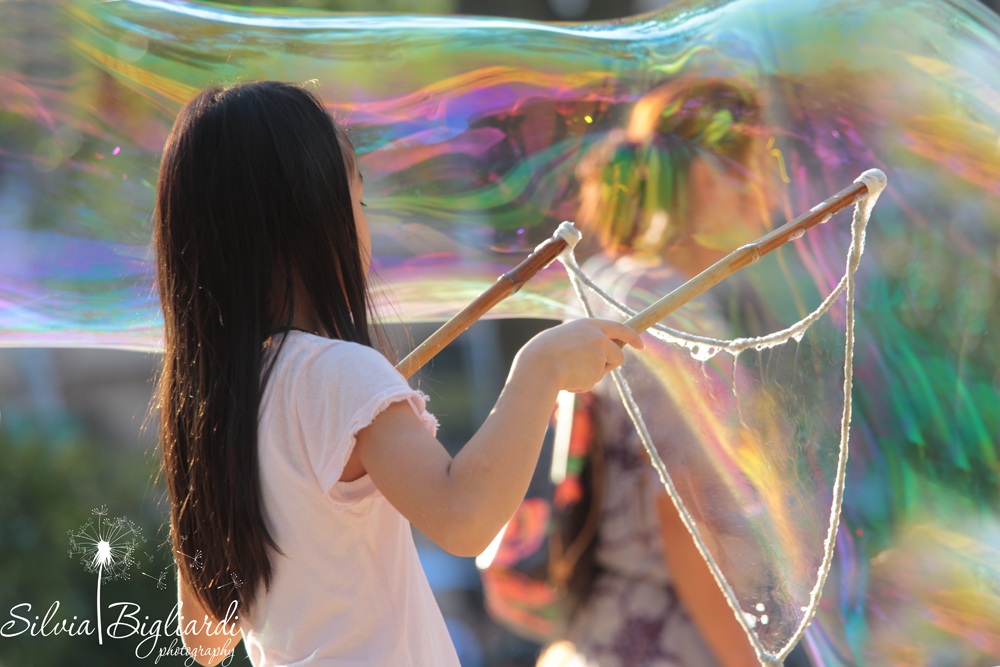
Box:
left=240, top=331, right=461, bottom=667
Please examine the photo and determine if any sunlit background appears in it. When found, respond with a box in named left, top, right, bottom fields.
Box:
left=0, top=0, right=1000, bottom=667
left=0, top=2, right=692, bottom=666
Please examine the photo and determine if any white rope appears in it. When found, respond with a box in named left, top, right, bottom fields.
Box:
left=557, top=169, right=884, bottom=665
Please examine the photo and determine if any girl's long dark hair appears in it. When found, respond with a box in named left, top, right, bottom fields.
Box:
left=154, top=81, right=372, bottom=620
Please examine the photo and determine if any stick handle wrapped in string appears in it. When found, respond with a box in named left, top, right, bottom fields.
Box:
left=396, top=222, right=582, bottom=379
left=620, top=168, right=887, bottom=337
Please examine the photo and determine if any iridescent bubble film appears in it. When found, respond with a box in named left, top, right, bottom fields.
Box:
left=2, top=0, right=999, bottom=664
left=561, top=186, right=875, bottom=662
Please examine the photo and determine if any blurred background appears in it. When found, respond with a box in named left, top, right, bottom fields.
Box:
left=0, top=3, right=697, bottom=666
left=1, top=0, right=999, bottom=666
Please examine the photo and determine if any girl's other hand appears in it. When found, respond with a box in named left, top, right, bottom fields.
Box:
left=515, top=318, right=644, bottom=394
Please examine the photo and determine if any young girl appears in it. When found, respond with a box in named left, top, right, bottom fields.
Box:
left=154, top=80, right=642, bottom=666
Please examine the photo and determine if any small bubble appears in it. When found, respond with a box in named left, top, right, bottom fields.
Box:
left=690, top=344, right=719, bottom=362
left=112, top=146, right=121, bottom=156
left=116, top=33, right=148, bottom=63
left=33, top=137, right=62, bottom=172
left=761, top=614, right=769, bottom=625
left=743, top=612, right=757, bottom=629
left=755, top=603, right=765, bottom=611
left=55, top=125, right=82, bottom=158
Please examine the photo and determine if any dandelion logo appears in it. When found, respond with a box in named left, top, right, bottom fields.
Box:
left=67, top=506, right=145, bottom=645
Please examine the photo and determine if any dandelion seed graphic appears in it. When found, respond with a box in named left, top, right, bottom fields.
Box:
left=141, top=568, right=170, bottom=591
left=216, top=572, right=243, bottom=591
left=176, top=547, right=203, bottom=570
left=67, top=506, right=145, bottom=645
left=172, top=533, right=204, bottom=570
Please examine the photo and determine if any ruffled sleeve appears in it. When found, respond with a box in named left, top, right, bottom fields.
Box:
left=292, top=340, right=439, bottom=497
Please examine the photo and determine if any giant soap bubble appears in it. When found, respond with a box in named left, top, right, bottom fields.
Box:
left=2, top=0, right=999, bottom=664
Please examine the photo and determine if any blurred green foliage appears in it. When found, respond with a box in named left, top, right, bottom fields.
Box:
left=0, top=432, right=249, bottom=666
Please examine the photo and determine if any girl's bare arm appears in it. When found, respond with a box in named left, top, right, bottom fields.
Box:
left=355, top=318, right=642, bottom=557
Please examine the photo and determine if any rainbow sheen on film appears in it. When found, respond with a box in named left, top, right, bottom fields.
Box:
left=2, top=0, right=999, bottom=663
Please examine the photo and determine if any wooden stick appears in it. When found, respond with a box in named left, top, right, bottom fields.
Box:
left=623, top=173, right=879, bottom=335
left=396, top=222, right=581, bottom=379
